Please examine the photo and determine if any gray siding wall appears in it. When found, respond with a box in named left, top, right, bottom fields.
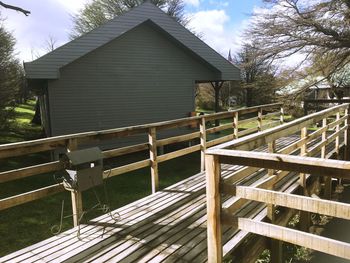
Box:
left=48, top=23, right=217, bottom=136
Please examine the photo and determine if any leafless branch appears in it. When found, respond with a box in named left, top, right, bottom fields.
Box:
left=0, top=1, right=30, bottom=16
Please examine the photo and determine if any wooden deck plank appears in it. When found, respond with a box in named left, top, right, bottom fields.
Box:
left=81, top=196, right=206, bottom=262
left=3, top=174, right=208, bottom=263
left=32, top=178, right=209, bottom=262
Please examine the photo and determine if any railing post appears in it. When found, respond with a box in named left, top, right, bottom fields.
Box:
left=321, top=118, right=327, bottom=159
left=336, top=111, right=340, bottom=157
left=67, top=138, right=83, bottom=227
left=258, top=108, right=263, bottom=132
left=321, top=118, right=332, bottom=199
left=206, top=154, right=222, bottom=263
left=280, top=106, right=284, bottom=125
left=200, top=117, right=207, bottom=172
left=267, top=140, right=282, bottom=263
left=233, top=111, right=239, bottom=139
left=299, top=127, right=311, bottom=232
left=149, top=127, right=159, bottom=194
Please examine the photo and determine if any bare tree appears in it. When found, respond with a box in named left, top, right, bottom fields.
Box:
left=0, top=1, right=30, bottom=16
left=234, top=43, right=276, bottom=106
left=44, top=35, right=57, bottom=53
left=248, top=0, right=350, bottom=97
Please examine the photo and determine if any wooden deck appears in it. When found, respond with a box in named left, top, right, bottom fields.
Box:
left=1, top=134, right=334, bottom=263
left=2, top=103, right=350, bottom=263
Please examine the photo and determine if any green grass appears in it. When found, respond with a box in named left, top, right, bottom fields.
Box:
left=0, top=100, right=43, bottom=144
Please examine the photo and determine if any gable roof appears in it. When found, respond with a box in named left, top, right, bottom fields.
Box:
left=24, top=1, right=240, bottom=81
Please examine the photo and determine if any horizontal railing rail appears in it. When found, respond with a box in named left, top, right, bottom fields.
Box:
left=304, top=99, right=350, bottom=115
left=0, top=103, right=283, bottom=226
left=205, top=103, right=350, bottom=263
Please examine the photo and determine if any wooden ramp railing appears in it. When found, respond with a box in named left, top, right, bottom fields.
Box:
left=0, top=103, right=282, bottom=227
left=205, top=103, right=350, bottom=263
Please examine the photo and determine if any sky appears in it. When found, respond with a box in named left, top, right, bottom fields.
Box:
left=0, top=0, right=263, bottom=62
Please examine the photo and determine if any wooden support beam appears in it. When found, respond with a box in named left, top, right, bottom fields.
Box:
left=157, top=144, right=201, bottom=163
left=235, top=186, right=350, bottom=220
left=0, top=184, right=64, bottom=211
left=238, top=218, right=350, bottom=260
left=267, top=140, right=282, bottom=263
left=257, top=108, right=263, bottom=132
left=280, top=107, right=284, bottom=124
left=233, top=111, right=239, bottom=139
left=206, top=123, right=233, bottom=134
left=156, top=132, right=200, bottom=147
left=299, top=126, right=310, bottom=231
left=0, top=161, right=63, bottom=183
left=206, top=134, right=234, bottom=148
left=106, top=159, right=151, bottom=178
left=103, top=143, right=149, bottom=158
left=200, top=117, right=207, bottom=172
left=148, top=127, right=159, bottom=194
left=206, top=154, right=222, bottom=263
left=206, top=149, right=350, bottom=180
left=320, top=117, right=331, bottom=199
left=67, top=138, right=83, bottom=227
left=336, top=111, right=340, bottom=156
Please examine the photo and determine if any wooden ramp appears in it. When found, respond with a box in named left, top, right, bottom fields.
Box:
left=1, top=134, right=325, bottom=263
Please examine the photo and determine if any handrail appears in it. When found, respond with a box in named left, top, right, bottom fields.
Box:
left=0, top=102, right=282, bottom=155
left=0, top=102, right=283, bottom=227
left=205, top=103, right=350, bottom=263
left=214, top=103, right=349, bottom=151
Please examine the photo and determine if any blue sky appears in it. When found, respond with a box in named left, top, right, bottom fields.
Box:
left=0, top=0, right=263, bottom=62
left=186, top=0, right=262, bottom=23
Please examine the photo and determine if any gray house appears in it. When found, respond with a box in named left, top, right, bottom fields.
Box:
left=25, top=1, right=240, bottom=138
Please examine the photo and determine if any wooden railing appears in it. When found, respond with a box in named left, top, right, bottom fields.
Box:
left=205, top=103, right=350, bottom=263
left=304, top=99, right=350, bottom=115
left=0, top=103, right=283, bottom=226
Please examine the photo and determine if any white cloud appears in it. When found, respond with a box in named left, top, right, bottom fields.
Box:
left=188, top=9, right=245, bottom=59
left=57, top=0, right=90, bottom=14
left=184, top=0, right=201, bottom=7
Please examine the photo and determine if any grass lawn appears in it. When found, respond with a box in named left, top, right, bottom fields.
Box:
left=0, top=100, right=43, bottom=144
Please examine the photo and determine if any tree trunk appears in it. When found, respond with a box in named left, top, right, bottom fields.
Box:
left=32, top=99, right=41, bottom=125
left=211, top=81, right=224, bottom=126
left=246, top=88, right=253, bottom=107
